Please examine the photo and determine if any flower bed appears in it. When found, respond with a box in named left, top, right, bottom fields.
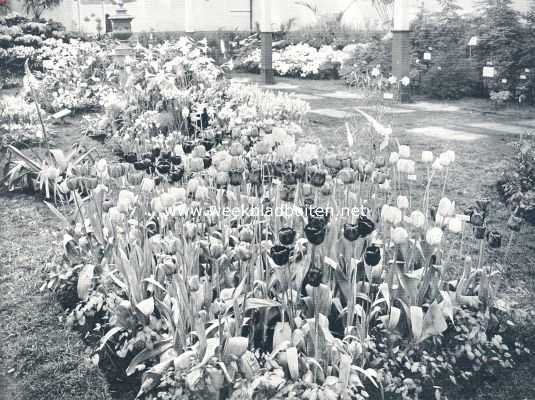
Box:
left=3, top=36, right=530, bottom=400
left=235, top=43, right=350, bottom=79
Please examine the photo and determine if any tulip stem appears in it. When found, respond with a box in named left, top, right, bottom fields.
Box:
left=477, top=238, right=485, bottom=270
left=504, top=231, right=514, bottom=263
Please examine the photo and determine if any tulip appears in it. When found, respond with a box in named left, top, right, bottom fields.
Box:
left=305, top=263, right=322, bottom=287
left=108, top=207, right=123, bottom=224
left=397, top=195, right=409, bottom=210
left=448, top=218, right=463, bottom=233
left=195, top=186, right=209, bottom=201
left=127, top=171, right=143, bottom=186
left=426, top=227, right=443, bottom=246
left=308, top=207, right=330, bottom=229
left=170, top=154, right=182, bottom=165
left=476, top=198, right=491, bottom=212
left=375, top=156, right=386, bottom=168
left=66, top=177, right=80, bottom=191
left=279, top=227, right=296, bottom=246
left=237, top=242, right=252, bottom=261
left=399, top=145, right=410, bottom=158
left=373, top=171, right=386, bottom=184
left=343, top=223, right=360, bottom=242
left=160, top=193, right=174, bottom=208
left=270, top=245, right=290, bottom=266
left=410, top=210, right=426, bottom=228
left=389, top=152, right=399, bottom=165
left=184, top=221, right=197, bottom=240
left=230, top=142, right=244, bottom=156
left=229, top=169, right=243, bottom=186
left=125, top=152, right=137, bottom=163
left=311, top=170, right=327, bottom=187
left=209, top=237, right=225, bottom=258
left=168, top=187, right=186, bottom=203
left=141, top=178, right=155, bottom=193
left=507, top=215, right=522, bottom=232
left=152, top=147, right=161, bottom=159
left=161, top=150, right=171, bottom=160
left=473, top=225, right=486, bottom=240
left=134, top=161, right=146, bottom=171
left=357, top=214, right=375, bottom=237
left=421, top=151, right=434, bottom=164
left=304, top=224, right=326, bottom=245
left=470, top=210, right=485, bottom=226
left=364, top=244, right=381, bottom=266
left=152, top=197, right=164, bottom=213
left=284, top=171, right=297, bottom=186
left=84, top=176, right=98, bottom=190
left=181, top=139, right=195, bottom=154
left=391, top=227, right=408, bottom=244
left=240, top=227, right=254, bottom=243
left=487, top=230, right=502, bottom=248
left=156, top=162, right=171, bottom=174
left=216, top=171, right=229, bottom=186
left=201, top=139, right=215, bottom=152
left=170, top=167, right=184, bottom=182
left=437, top=197, right=452, bottom=217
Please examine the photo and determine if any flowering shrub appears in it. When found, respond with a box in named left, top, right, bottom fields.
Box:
left=236, top=43, right=349, bottom=79
left=497, top=132, right=535, bottom=224
left=0, top=12, right=67, bottom=73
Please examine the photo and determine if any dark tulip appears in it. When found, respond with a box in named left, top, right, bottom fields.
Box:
left=250, top=168, right=262, bottom=185
left=270, top=245, right=290, bottom=266
left=156, top=162, right=171, bottom=174
left=364, top=244, right=381, bottom=266
left=474, top=225, right=486, bottom=240
left=304, top=224, right=326, bottom=245
left=303, top=198, right=314, bottom=209
left=229, top=169, right=243, bottom=186
left=374, top=156, right=386, bottom=168
left=203, top=156, right=212, bottom=169
left=306, top=264, right=322, bottom=287
left=487, top=230, right=502, bottom=248
left=284, top=172, right=297, bottom=186
left=307, top=207, right=330, bottom=229
left=152, top=147, right=161, bottom=159
left=182, top=140, right=195, bottom=154
left=464, top=206, right=476, bottom=217
left=146, top=217, right=159, bottom=238
left=125, top=152, right=137, bottom=163
left=357, top=214, right=375, bottom=237
left=507, top=215, right=522, bottom=232
left=161, top=150, right=171, bottom=160
left=470, top=210, right=485, bottom=226
left=134, top=161, right=146, bottom=171
left=170, top=167, right=184, bottom=182
left=343, top=223, right=360, bottom=242
left=170, top=155, right=182, bottom=165
left=142, top=152, right=155, bottom=162
left=201, top=138, right=214, bottom=151
left=295, top=163, right=306, bottom=181
left=273, top=161, right=285, bottom=177
left=476, top=198, right=491, bottom=212
left=114, top=148, right=125, bottom=158
left=311, top=170, right=326, bottom=187
left=279, top=227, right=296, bottom=246
left=429, top=206, right=437, bottom=222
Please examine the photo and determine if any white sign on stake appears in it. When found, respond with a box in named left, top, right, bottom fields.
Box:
left=482, top=66, right=495, bottom=78
left=423, top=52, right=431, bottom=61
left=383, top=92, right=394, bottom=100
left=468, top=36, right=478, bottom=46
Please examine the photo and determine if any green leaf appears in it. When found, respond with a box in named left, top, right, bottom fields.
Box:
left=126, top=339, right=173, bottom=376
left=77, top=264, right=95, bottom=301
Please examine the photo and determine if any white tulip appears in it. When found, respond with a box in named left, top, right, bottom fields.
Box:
left=389, top=152, right=399, bottom=165
left=421, top=151, right=434, bottom=164
left=438, top=197, right=452, bottom=217
left=426, top=227, right=443, bottom=246
left=391, top=227, right=408, bottom=244
left=397, top=195, right=409, bottom=210
left=141, top=178, right=155, bottom=193
left=399, top=145, right=410, bottom=158
left=410, top=210, right=426, bottom=228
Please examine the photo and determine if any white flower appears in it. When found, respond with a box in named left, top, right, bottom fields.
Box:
left=160, top=193, right=175, bottom=208
left=397, top=195, right=409, bottom=210
left=410, top=210, right=426, bottom=228
left=448, top=217, right=463, bottom=233
left=371, top=66, right=380, bottom=77
left=421, top=151, right=434, bottom=164
left=195, top=185, right=209, bottom=201
left=95, top=158, right=108, bottom=173
left=108, top=207, right=123, bottom=224
left=382, top=205, right=402, bottom=225
left=391, top=227, right=408, bottom=244
left=426, top=227, right=443, bottom=246
left=168, top=187, right=186, bottom=203
left=401, top=76, right=410, bottom=86
left=388, top=76, right=397, bottom=85
left=437, top=197, right=452, bottom=217
left=141, top=178, right=155, bottom=193
left=405, top=160, right=416, bottom=174
left=152, top=197, right=164, bottom=213
left=389, top=152, right=399, bottom=165
left=439, top=150, right=455, bottom=167
left=399, top=145, right=410, bottom=158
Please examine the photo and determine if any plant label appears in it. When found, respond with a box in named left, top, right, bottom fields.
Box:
left=383, top=92, right=394, bottom=100
left=482, top=67, right=495, bottom=78
left=423, top=52, right=431, bottom=61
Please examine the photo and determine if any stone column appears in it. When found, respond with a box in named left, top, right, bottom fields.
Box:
left=260, top=0, right=274, bottom=84
left=392, top=0, right=411, bottom=102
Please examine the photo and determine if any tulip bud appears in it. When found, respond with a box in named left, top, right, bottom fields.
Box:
left=410, top=210, right=426, bottom=229
left=364, top=244, right=381, bottom=266
left=507, top=215, right=522, bottom=232
left=399, top=145, right=410, bottom=158
left=426, top=227, right=443, bottom=246
left=389, top=152, right=399, bottom=165
left=391, top=227, right=408, bottom=244
left=421, top=151, right=434, bottom=164
left=397, top=195, right=409, bottom=210
left=486, top=230, right=502, bottom=248
left=141, top=178, right=155, bottom=193
left=270, top=244, right=290, bottom=266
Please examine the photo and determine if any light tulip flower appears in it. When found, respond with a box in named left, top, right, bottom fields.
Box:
left=391, top=227, right=408, bottom=244
left=426, top=227, right=443, bottom=246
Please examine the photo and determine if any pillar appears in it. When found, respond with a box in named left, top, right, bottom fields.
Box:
left=260, top=0, right=273, bottom=84
left=392, top=0, right=411, bottom=102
